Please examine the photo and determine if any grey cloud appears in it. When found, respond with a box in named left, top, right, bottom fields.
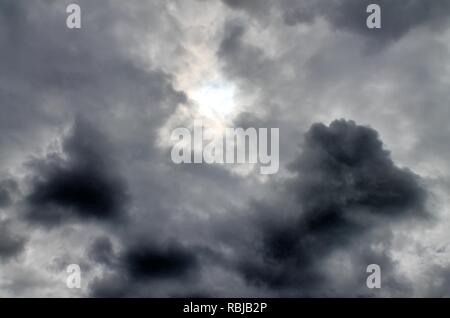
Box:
left=0, top=188, right=10, bottom=208
left=0, top=0, right=186, bottom=230
left=237, top=120, right=427, bottom=294
left=0, top=0, right=448, bottom=298
left=24, top=118, right=129, bottom=226
left=289, top=119, right=426, bottom=218
left=215, top=0, right=450, bottom=297
left=222, top=0, right=273, bottom=19
left=218, top=20, right=276, bottom=86
left=79, top=120, right=429, bottom=297
left=0, top=179, right=17, bottom=208
left=0, top=0, right=186, bottom=169
left=283, top=0, right=450, bottom=42
left=123, top=243, right=199, bottom=281
left=89, top=240, right=201, bottom=297
left=0, top=220, right=27, bottom=261
left=222, top=0, right=450, bottom=47
left=216, top=8, right=450, bottom=173
left=88, top=236, right=116, bottom=267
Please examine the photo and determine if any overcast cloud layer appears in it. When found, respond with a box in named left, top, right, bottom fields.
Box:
left=0, top=0, right=450, bottom=297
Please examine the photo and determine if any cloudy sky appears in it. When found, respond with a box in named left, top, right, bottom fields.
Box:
left=1, top=0, right=450, bottom=297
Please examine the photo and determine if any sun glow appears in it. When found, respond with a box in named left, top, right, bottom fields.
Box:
left=190, top=81, right=236, bottom=122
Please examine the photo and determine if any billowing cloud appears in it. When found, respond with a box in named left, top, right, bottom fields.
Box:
left=0, top=0, right=449, bottom=298
left=237, top=120, right=427, bottom=295
left=24, top=118, right=129, bottom=225
left=289, top=119, right=426, bottom=218
left=88, top=238, right=201, bottom=297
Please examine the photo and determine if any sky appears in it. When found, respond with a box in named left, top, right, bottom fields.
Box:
left=1, top=0, right=450, bottom=297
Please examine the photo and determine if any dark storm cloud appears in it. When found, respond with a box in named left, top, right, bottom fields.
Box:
left=222, top=0, right=450, bottom=46
left=238, top=120, right=427, bottom=293
left=0, top=221, right=26, bottom=261
left=89, top=240, right=200, bottom=297
left=24, top=118, right=129, bottom=225
left=290, top=119, right=426, bottom=217
left=88, top=236, right=199, bottom=281
left=124, top=243, right=198, bottom=280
